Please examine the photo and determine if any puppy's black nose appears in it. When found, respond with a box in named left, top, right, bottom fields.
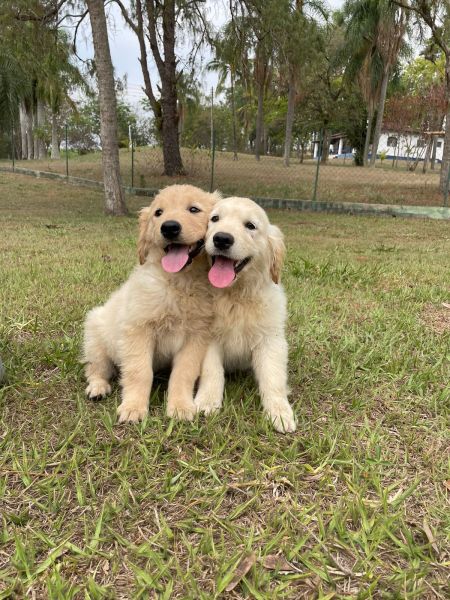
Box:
left=213, top=232, right=234, bottom=250
left=161, top=220, right=181, bottom=240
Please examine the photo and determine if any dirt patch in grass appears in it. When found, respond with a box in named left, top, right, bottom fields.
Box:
left=421, top=303, right=450, bottom=334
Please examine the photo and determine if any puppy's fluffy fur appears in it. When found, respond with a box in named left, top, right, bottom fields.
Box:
left=195, top=196, right=296, bottom=432
left=83, top=184, right=218, bottom=422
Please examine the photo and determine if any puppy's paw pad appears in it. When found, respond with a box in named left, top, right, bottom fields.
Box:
left=167, top=401, right=196, bottom=421
left=117, top=403, right=148, bottom=423
left=266, top=403, right=296, bottom=433
left=86, top=381, right=111, bottom=400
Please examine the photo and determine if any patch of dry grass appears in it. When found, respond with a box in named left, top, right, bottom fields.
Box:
left=0, top=173, right=449, bottom=598
left=2, top=146, right=446, bottom=207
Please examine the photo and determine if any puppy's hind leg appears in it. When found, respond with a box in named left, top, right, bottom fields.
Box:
left=83, top=308, right=114, bottom=400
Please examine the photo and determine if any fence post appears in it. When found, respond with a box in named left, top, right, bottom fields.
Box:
left=312, top=129, right=323, bottom=203
left=210, top=87, right=215, bottom=192
left=11, top=123, right=15, bottom=171
left=65, top=123, right=69, bottom=178
left=131, top=134, right=135, bottom=189
left=444, top=162, right=450, bottom=208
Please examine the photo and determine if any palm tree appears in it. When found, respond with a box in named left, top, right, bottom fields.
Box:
left=343, top=0, right=408, bottom=167
left=279, top=0, right=321, bottom=167
left=38, top=31, right=86, bottom=159
left=369, top=2, right=408, bottom=166
left=0, top=49, right=30, bottom=131
left=207, top=24, right=243, bottom=160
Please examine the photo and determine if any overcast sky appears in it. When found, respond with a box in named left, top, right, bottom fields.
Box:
left=74, top=0, right=345, bottom=109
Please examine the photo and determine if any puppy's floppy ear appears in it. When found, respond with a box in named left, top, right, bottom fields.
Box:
left=137, top=206, right=153, bottom=265
left=268, top=224, right=286, bottom=284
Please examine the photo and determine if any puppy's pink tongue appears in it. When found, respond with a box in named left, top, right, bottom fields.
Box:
left=208, top=256, right=235, bottom=288
left=161, top=245, right=189, bottom=273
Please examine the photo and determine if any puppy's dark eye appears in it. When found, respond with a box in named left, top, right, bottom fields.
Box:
left=245, top=222, right=256, bottom=230
left=154, top=209, right=163, bottom=217
left=189, top=206, right=201, bottom=213
left=211, top=215, right=219, bottom=222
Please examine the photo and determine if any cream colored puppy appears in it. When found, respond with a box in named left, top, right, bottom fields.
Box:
left=195, top=196, right=296, bottom=433
left=83, top=185, right=218, bottom=423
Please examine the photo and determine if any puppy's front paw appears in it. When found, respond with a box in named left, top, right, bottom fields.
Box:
left=194, top=392, right=222, bottom=416
left=86, top=380, right=111, bottom=400
left=166, top=397, right=196, bottom=421
left=117, top=401, right=148, bottom=423
left=266, top=400, right=296, bottom=433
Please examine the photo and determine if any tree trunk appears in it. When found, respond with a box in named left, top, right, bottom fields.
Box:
left=369, top=66, right=390, bottom=167
left=431, top=136, right=438, bottom=170
left=86, top=0, right=127, bottom=216
left=33, top=105, right=38, bottom=158
left=363, top=104, right=374, bottom=167
left=284, top=71, right=296, bottom=167
left=36, top=99, right=47, bottom=159
left=321, top=129, right=331, bottom=164
left=26, top=105, right=34, bottom=160
left=439, top=99, right=450, bottom=192
left=159, top=0, right=184, bottom=175
left=255, top=81, right=264, bottom=161
left=161, top=86, right=184, bottom=175
left=19, top=102, right=27, bottom=159
left=422, top=136, right=433, bottom=174
left=51, top=109, right=60, bottom=159
left=230, top=71, right=238, bottom=160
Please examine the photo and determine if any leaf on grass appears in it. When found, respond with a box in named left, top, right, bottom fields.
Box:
left=444, top=480, right=450, bottom=492
left=387, top=487, right=404, bottom=504
left=422, top=519, right=440, bottom=557
left=225, top=552, right=256, bottom=592
left=441, top=302, right=450, bottom=309
left=262, top=554, right=302, bottom=573
left=304, top=472, right=324, bottom=482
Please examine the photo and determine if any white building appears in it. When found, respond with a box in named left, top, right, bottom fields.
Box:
left=313, top=130, right=445, bottom=163
left=376, top=131, right=444, bottom=163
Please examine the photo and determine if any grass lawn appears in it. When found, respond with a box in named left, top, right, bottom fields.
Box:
left=1, top=146, right=445, bottom=207
left=0, top=173, right=449, bottom=598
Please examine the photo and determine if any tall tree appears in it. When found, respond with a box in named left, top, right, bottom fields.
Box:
left=342, top=0, right=407, bottom=167
left=369, top=1, right=407, bottom=166
left=0, top=49, right=30, bottom=133
left=278, top=0, right=318, bottom=167
left=39, top=30, right=86, bottom=159
left=343, top=0, right=383, bottom=165
left=208, top=22, right=245, bottom=160
left=113, top=0, right=211, bottom=176
left=86, top=0, right=127, bottom=215
left=393, top=0, right=450, bottom=190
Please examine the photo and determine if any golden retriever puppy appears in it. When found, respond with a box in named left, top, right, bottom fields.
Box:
left=83, top=184, right=218, bottom=423
left=194, top=196, right=296, bottom=433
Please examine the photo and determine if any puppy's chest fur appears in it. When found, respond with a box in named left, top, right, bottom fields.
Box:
left=131, top=266, right=214, bottom=337
left=213, top=294, right=268, bottom=355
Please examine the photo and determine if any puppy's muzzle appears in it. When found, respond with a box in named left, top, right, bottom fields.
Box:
left=161, top=220, right=181, bottom=240
left=213, top=232, right=234, bottom=251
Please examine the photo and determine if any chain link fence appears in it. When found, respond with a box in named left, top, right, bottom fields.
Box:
left=0, top=111, right=448, bottom=209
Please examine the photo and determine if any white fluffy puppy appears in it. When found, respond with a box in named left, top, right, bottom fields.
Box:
left=83, top=185, right=218, bottom=423
left=195, top=196, right=296, bottom=433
